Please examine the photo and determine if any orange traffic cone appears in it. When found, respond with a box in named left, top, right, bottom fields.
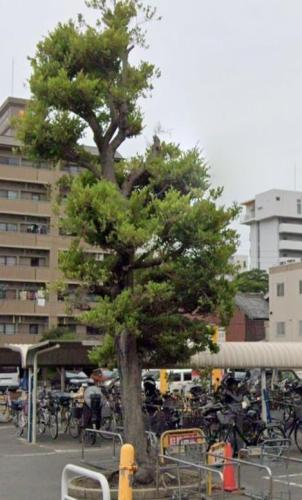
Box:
left=223, top=442, right=238, bottom=492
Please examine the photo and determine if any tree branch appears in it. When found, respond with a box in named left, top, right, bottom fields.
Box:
left=122, top=167, right=150, bottom=196
left=110, top=128, right=127, bottom=152
left=103, top=96, right=118, bottom=145
left=62, top=146, right=102, bottom=179
left=85, top=111, right=104, bottom=154
left=132, top=256, right=162, bottom=270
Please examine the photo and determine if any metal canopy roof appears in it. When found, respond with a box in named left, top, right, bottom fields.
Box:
left=4, top=340, right=100, bottom=368
left=190, top=342, right=302, bottom=369
left=5, top=342, right=58, bottom=368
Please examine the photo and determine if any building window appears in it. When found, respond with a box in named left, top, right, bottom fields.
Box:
left=298, top=199, right=302, bottom=214
left=299, top=281, right=302, bottom=295
left=0, top=256, right=17, bottom=266
left=299, top=321, right=302, bottom=336
left=29, top=324, right=39, bottom=335
left=8, top=190, right=18, bottom=200
left=277, top=283, right=285, bottom=296
left=276, top=196, right=280, bottom=201
left=276, top=322, right=285, bottom=336
left=0, top=223, right=17, bottom=232
left=7, top=223, right=17, bottom=232
left=0, top=323, right=16, bottom=335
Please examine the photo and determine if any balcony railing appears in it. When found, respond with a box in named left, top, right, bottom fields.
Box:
left=240, top=210, right=255, bottom=223
left=0, top=155, right=51, bottom=170
left=0, top=222, right=50, bottom=234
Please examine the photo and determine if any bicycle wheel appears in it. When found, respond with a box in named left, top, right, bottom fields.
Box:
left=49, top=413, right=58, bottom=440
left=257, top=425, right=285, bottom=454
left=16, top=411, right=26, bottom=437
left=99, top=416, right=115, bottom=439
left=60, top=409, right=69, bottom=434
left=294, top=421, right=302, bottom=452
left=69, top=417, right=80, bottom=438
left=84, top=428, right=97, bottom=446
left=37, top=411, right=46, bottom=435
left=16, top=413, right=24, bottom=437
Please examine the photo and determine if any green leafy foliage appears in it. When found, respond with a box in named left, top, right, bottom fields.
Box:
left=16, top=0, right=239, bottom=369
left=234, top=268, right=269, bottom=294
left=41, top=326, right=76, bottom=341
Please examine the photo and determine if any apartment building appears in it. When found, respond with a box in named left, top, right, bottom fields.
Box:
left=0, top=96, right=102, bottom=346
left=268, top=261, right=302, bottom=341
left=242, top=189, right=302, bottom=271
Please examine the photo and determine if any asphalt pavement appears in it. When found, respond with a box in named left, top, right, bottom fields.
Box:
left=0, top=424, right=117, bottom=500
left=2, top=422, right=302, bottom=499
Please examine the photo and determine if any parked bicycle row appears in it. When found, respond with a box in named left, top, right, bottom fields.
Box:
left=2, top=367, right=302, bottom=455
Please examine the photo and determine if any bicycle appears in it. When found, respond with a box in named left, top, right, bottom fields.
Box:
left=10, top=399, right=28, bottom=437
left=217, top=405, right=285, bottom=455
left=37, top=393, right=59, bottom=440
left=273, top=400, right=302, bottom=452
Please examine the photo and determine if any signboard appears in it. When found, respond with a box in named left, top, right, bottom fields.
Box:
left=208, top=441, right=226, bottom=466
left=160, top=428, right=205, bottom=462
left=207, top=442, right=226, bottom=495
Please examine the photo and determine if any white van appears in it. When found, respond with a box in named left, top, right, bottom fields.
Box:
left=0, top=366, right=20, bottom=392
left=167, top=369, right=194, bottom=393
left=142, top=369, right=197, bottom=393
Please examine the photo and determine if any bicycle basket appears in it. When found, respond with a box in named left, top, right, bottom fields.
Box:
left=217, top=411, right=234, bottom=425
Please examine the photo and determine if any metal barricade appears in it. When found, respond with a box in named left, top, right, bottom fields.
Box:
left=208, top=450, right=273, bottom=499
left=81, top=428, right=124, bottom=466
left=157, top=453, right=225, bottom=499
left=61, top=463, right=111, bottom=500
left=259, top=441, right=302, bottom=500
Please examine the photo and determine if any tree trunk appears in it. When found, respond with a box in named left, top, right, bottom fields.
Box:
left=101, top=147, right=116, bottom=184
left=116, top=330, right=153, bottom=483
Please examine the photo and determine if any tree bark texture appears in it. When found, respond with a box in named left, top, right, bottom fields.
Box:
left=116, top=330, right=152, bottom=481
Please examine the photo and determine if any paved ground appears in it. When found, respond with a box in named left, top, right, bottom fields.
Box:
left=2, top=422, right=302, bottom=499
left=0, top=424, right=118, bottom=500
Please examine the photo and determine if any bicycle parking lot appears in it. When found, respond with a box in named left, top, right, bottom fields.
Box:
left=3, top=344, right=302, bottom=498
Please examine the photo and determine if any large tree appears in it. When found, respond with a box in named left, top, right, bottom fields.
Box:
left=17, top=0, right=239, bottom=479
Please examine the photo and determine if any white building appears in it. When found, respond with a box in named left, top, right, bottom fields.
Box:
left=230, top=254, right=249, bottom=272
left=269, top=261, right=302, bottom=341
left=242, top=189, right=302, bottom=271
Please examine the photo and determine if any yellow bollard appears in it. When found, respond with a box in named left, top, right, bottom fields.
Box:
left=160, top=369, right=168, bottom=395
left=118, top=443, right=137, bottom=500
left=211, top=326, right=223, bottom=391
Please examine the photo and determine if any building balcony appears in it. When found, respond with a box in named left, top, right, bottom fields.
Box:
left=241, top=210, right=256, bottom=224
left=0, top=299, right=96, bottom=317
left=0, top=198, right=52, bottom=216
left=0, top=299, right=68, bottom=316
left=0, top=230, right=53, bottom=248
left=279, top=223, right=302, bottom=235
left=0, top=162, right=59, bottom=185
left=279, top=239, right=302, bottom=252
left=0, top=265, right=55, bottom=282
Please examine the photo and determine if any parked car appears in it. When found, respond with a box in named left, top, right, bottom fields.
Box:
left=65, top=370, right=92, bottom=389
left=142, top=369, right=196, bottom=394
left=0, top=366, right=20, bottom=392
left=90, top=368, right=117, bottom=384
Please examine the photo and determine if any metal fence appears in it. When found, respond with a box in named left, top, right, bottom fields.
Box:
left=81, top=428, right=124, bottom=462
left=157, top=452, right=225, bottom=499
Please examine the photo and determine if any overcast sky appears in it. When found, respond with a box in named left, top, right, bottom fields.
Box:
left=1, top=0, right=302, bottom=255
